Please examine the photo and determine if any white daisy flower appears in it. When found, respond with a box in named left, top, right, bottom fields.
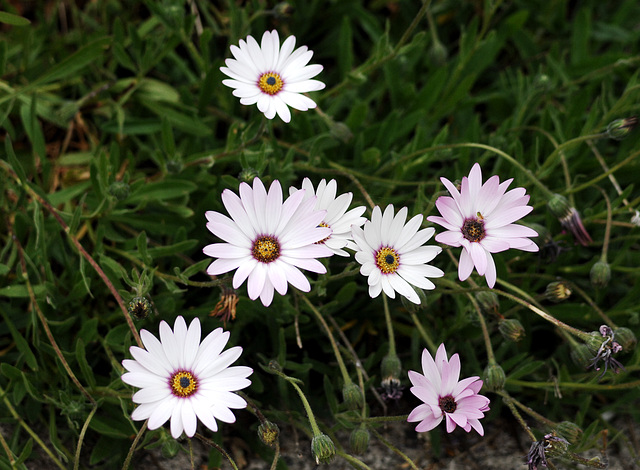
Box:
left=204, top=177, right=333, bottom=307
left=121, top=316, right=252, bottom=439
left=289, top=178, right=367, bottom=257
left=352, top=205, right=444, bottom=304
left=220, top=30, right=325, bottom=122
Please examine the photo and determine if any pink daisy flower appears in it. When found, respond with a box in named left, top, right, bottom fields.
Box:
left=204, top=177, right=333, bottom=307
left=407, top=344, right=490, bottom=435
left=427, top=163, right=538, bottom=288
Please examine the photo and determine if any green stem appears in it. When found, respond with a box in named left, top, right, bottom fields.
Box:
left=122, top=421, right=146, bottom=470
left=409, top=311, right=437, bottom=354
left=194, top=434, right=239, bottom=470
left=539, top=133, right=607, bottom=175
left=502, top=394, right=537, bottom=441
left=74, top=404, right=98, bottom=470
left=0, top=384, right=66, bottom=470
left=507, top=378, right=640, bottom=391
left=466, top=293, right=495, bottom=363
left=381, top=293, right=396, bottom=356
left=299, top=295, right=353, bottom=386
left=497, top=391, right=555, bottom=427
left=0, top=427, right=16, bottom=466
left=595, top=186, right=612, bottom=263
left=566, top=147, right=640, bottom=194
left=370, top=428, right=420, bottom=470
left=336, top=449, right=374, bottom=470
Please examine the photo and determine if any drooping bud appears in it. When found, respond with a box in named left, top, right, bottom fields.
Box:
left=482, top=363, right=506, bottom=392
left=613, top=327, right=637, bottom=352
left=606, top=116, right=637, bottom=140
left=554, top=421, right=583, bottom=445
left=311, top=433, right=336, bottom=465
left=476, top=291, right=500, bottom=315
left=498, top=318, right=526, bottom=342
left=127, top=296, right=152, bottom=320
left=273, top=2, right=295, bottom=19
left=584, top=331, right=605, bottom=354
left=238, top=167, right=260, bottom=183
left=349, top=425, right=370, bottom=455
left=342, top=382, right=364, bottom=410
left=109, top=181, right=130, bottom=201
left=590, top=261, right=611, bottom=288
left=161, top=438, right=181, bottom=458
left=428, top=39, right=448, bottom=65
left=545, top=281, right=572, bottom=302
left=380, top=352, right=403, bottom=401
left=258, top=420, right=280, bottom=448
left=547, top=194, right=592, bottom=246
left=543, top=432, right=570, bottom=458
left=401, top=287, right=427, bottom=313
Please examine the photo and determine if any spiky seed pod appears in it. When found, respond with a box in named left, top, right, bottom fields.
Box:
left=498, top=318, right=526, bottom=342
left=342, top=382, right=364, bottom=410
left=349, top=426, right=370, bottom=455
left=258, top=420, right=279, bottom=448
left=311, top=434, right=336, bottom=465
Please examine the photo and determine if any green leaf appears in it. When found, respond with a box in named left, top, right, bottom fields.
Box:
left=161, top=118, right=176, bottom=158
left=0, top=40, right=6, bottom=77
left=15, top=438, right=33, bottom=465
left=89, top=414, right=132, bottom=439
left=146, top=239, right=197, bottom=258
left=0, top=311, right=38, bottom=371
left=0, top=11, right=31, bottom=26
left=142, top=101, right=211, bottom=137
left=507, top=360, right=544, bottom=380
left=127, top=179, right=197, bottom=204
left=0, top=263, right=10, bottom=275
left=136, top=231, right=151, bottom=264
left=0, top=284, right=45, bottom=298
left=76, top=339, right=97, bottom=389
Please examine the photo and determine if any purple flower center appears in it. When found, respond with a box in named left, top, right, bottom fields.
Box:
left=252, top=236, right=281, bottom=263
left=462, top=215, right=485, bottom=242
left=438, top=394, right=457, bottom=414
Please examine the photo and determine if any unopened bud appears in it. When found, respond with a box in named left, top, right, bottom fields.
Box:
left=482, top=363, right=506, bottom=392
left=258, top=420, right=279, bottom=447
left=109, top=181, right=130, bottom=201
left=544, top=432, right=570, bottom=458
left=606, top=116, right=637, bottom=140
left=545, top=281, right=572, bottom=302
left=166, top=159, right=183, bottom=174
left=342, top=382, right=364, bottom=410
left=311, top=433, right=336, bottom=465
left=349, top=425, right=370, bottom=455
left=428, top=40, right=448, bottom=65
left=584, top=331, right=605, bottom=355
left=401, top=287, right=428, bottom=313
left=498, top=318, right=525, bottom=342
left=273, top=2, right=294, bottom=19
left=476, top=291, right=500, bottom=314
left=381, top=352, right=402, bottom=382
left=238, top=167, right=260, bottom=183
left=590, top=261, right=611, bottom=288
left=329, top=122, right=353, bottom=144
left=613, top=327, right=637, bottom=352
left=161, top=438, right=180, bottom=458
left=555, top=421, right=583, bottom=445
left=128, top=296, right=152, bottom=320
left=570, top=343, right=592, bottom=368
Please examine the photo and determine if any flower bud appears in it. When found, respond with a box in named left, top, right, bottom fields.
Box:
left=166, top=159, right=183, bottom=174
left=545, top=281, right=572, bottom=302
left=498, top=318, right=526, bottom=342
left=476, top=291, right=500, bottom=315
left=554, top=421, right=583, bottom=445
left=590, top=261, right=611, bottom=288
left=482, top=363, right=506, bottom=392
left=258, top=420, right=279, bottom=448
left=401, top=287, right=427, bottom=313
left=547, top=194, right=592, bottom=246
left=381, top=352, right=402, bottom=383
left=544, top=432, right=569, bottom=458
left=238, top=168, right=260, bottom=183
left=311, top=433, right=336, bottom=465
left=584, top=331, right=605, bottom=355
left=108, top=181, right=130, bottom=201
left=349, top=425, right=370, bottom=455
left=428, top=40, right=448, bottom=65
left=329, top=122, right=353, bottom=144
left=606, top=116, right=637, bottom=140
left=128, top=296, right=152, bottom=320
left=161, top=438, right=181, bottom=458
left=273, top=2, right=294, bottom=19
left=342, top=382, right=364, bottom=410
left=570, top=343, right=592, bottom=368
left=613, top=327, right=637, bottom=352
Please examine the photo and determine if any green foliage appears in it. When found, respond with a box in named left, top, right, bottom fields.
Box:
left=1, top=0, right=639, bottom=468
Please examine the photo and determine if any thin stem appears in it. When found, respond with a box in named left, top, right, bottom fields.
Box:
left=299, top=295, right=352, bottom=386
left=188, top=438, right=195, bottom=470
left=1, top=160, right=142, bottom=347
left=74, top=404, right=98, bottom=470
left=562, top=280, right=616, bottom=328
left=0, top=384, right=66, bottom=470
left=0, top=427, right=16, bottom=466
left=194, top=434, right=239, bottom=470
left=466, top=293, right=495, bottom=363
left=409, top=311, right=437, bottom=354
left=506, top=378, right=640, bottom=391
left=336, top=449, right=373, bottom=470
left=381, top=293, right=396, bottom=356
left=595, top=186, right=612, bottom=263
left=502, top=393, right=537, bottom=441
left=269, top=442, right=280, bottom=470
left=14, top=233, right=96, bottom=405
left=588, top=140, right=635, bottom=215
left=370, top=428, right=420, bottom=470
left=567, top=147, right=640, bottom=194
left=122, top=421, right=147, bottom=470
left=539, top=133, right=607, bottom=175
left=496, top=391, right=555, bottom=427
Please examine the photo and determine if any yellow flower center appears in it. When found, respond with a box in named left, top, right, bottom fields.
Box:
left=252, top=236, right=280, bottom=263
left=258, top=73, right=284, bottom=95
left=170, top=371, right=198, bottom=398
left=375, top=247, right=400, bottom=274
left=315, top=222, right=331, bottom=245
left=462, top=213, right=486, bottom=242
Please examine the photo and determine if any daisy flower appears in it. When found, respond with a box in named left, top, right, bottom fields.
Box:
left=121, top=316, right=252, bottom=439
left=408, top=344, right=490, bottom=435
left=351, top=204, right=444, bottom=304
left=203, top=177, right=333, bottom=307
left=289, top=178, right=366, bottom=256
left=220, top=30, right=325, bottom=122
left=427, top=163, right=538, bottom=288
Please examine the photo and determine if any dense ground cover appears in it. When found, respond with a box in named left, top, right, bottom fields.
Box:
left=1, top=1, right=640, bottom=468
